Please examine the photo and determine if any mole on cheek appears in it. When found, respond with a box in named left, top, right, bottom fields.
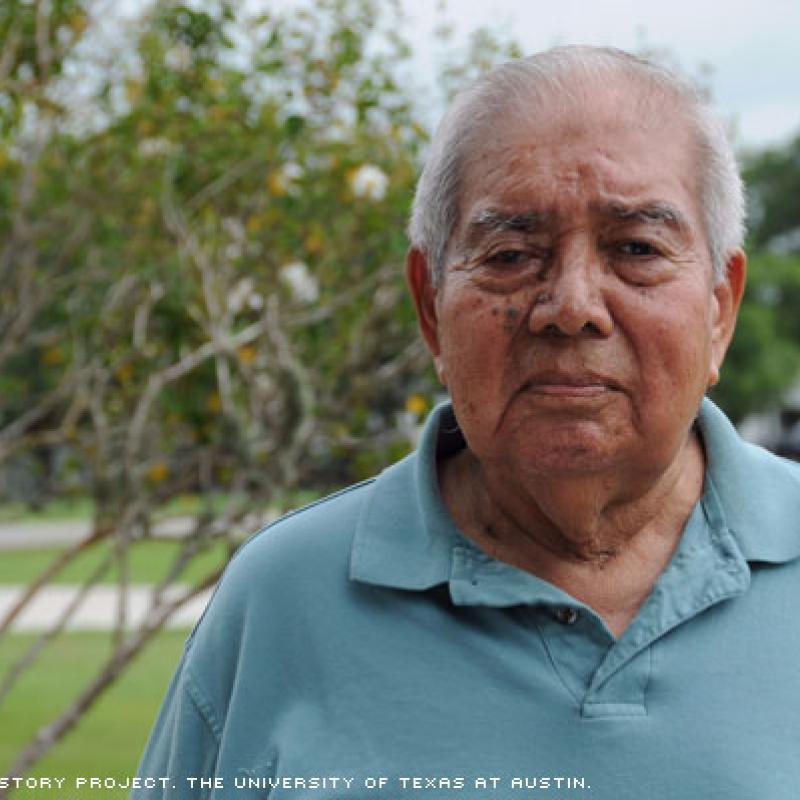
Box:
left=491, top=306, right=500, bottom=317
left=503, top=305, right=519, bottom=332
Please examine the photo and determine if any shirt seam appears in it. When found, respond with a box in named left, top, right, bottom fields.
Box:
left=238, top=477, right=376, bottom=557
left=183, top=661, right=224, bottom=743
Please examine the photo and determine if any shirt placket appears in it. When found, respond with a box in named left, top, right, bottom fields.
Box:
left=446, top=494, right=751, bottom=720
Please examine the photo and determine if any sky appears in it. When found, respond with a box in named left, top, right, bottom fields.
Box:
left=397, top=0, right=800, bottom=152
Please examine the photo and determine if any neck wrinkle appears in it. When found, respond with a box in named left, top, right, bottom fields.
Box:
left=438, top=429, right=706, bottom=620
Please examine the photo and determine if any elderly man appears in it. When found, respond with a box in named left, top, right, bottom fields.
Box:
left=134, top=47, right=800, bottom=799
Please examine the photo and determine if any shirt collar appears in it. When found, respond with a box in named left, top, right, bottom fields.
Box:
left=349, top=402, right=463, bottom=591
left=349, top=398, right=800, bottom=593
left=695, top=397, right=800, bottom=562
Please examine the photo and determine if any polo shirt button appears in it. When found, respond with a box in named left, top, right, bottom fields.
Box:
left=555, top=607, right=579, bottom=625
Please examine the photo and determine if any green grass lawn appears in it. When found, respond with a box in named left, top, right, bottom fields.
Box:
left=0, top=490, right=321, bottom=525
left=0, top=539, right=235, bottom=586
left=0, top=493, right=238, bottom=524
left=0, top=496, right=95, bottom=523
left=0, top=631, right=188, bottom=800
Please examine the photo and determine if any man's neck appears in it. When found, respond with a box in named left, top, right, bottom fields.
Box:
left=438, top=431, right=706, bottom=638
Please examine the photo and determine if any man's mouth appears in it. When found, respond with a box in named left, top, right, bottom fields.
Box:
left=521, top=371, right=621, bottom=397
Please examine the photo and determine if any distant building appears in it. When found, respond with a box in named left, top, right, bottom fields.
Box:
left=738, top=381, right=800, bottom=461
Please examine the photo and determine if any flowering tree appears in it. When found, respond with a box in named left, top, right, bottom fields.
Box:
left=0, top=0, right=452, bottom=785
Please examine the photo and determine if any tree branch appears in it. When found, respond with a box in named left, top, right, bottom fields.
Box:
left=0, top=569, right=224, bottom=795
left=0, top=547, right=115, bottom=707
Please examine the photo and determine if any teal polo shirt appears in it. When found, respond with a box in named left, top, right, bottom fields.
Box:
left=134, top=399, right=800, bottom=799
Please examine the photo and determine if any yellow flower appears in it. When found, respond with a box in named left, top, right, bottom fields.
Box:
left=115, top=363, right=134, bottom=384
left=206, top=392, right=222, bottom=413
left=405, top=394, right=429, bottom=416
left=41, top=347, right=65, bottom=366
left=209, top=105, right=230, bottom=122
left=305, top=232, right=324, bottom=255
left=267, top=170, right=287, bottom=197
left=146, top=462, right=170, bottom=483
left=125, top=79, right=143, bottom=103
left=69, top=12, right=88, bottom=34
left=238, top=344, right=258, bottom=365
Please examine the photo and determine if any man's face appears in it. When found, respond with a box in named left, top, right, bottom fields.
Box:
left=409, top=85, right=745, bottom=487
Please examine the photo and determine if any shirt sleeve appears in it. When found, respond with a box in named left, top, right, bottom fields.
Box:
left=132, top=647, right=221, bottom=800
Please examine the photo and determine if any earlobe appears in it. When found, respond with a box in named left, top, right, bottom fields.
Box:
left=709, top=248, right=747, bottom=385
left=433, top=356, right=447, bottom=385
left=405, top=247, right=443, bottom=367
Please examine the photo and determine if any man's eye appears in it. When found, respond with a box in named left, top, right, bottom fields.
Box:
left=618, top=240, right=660, bottom=257
left=485, top=250, right=531, bottom=266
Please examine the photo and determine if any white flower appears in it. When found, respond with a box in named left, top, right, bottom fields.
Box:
left=138, top=138, right=176, bottom=158
left=280, top=262, right=319, bottom=304
left=270, top=162, right=304, bottom=196
left=227, top=277, right=254, bottom=314
left=165, top=44, right=192, bottom=72
left=222, top=217, right=246, bottom=241
left=281, top=162, right=304, bottom=182
left=224, top=243, right=242, bottom=260
left=349, top=164, right=388, bottom=201
left=248, top=292, right=264, bottom=311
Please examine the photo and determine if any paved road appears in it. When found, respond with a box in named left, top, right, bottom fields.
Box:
left=0, top=516, right=264, bottom=631
left=0, top=517, right=228, bottom=631
left=0, top=584, right=212, bottom=631
left=0, top=517, right=194, bottom=550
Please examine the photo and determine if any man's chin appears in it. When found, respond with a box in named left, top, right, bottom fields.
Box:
left=499, top=430, right=628, bottom=479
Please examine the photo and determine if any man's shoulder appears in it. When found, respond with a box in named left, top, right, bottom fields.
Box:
left=731, top=432, right=800, bottom=497
left=244, top=478, right=375, bottom=555
left=183, top=477, right=387, bottom=660
left=218, top=477, right=379, bottom=594
left=712, top=423, right=800, bottom=562
left=702, top=397, right=800, bottom=498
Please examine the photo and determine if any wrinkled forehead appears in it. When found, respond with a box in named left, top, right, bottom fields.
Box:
left=454, top=77, right=703, bottom=236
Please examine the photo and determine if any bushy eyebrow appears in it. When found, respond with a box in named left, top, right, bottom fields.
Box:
left=460, top=201, right=691, bottom=253
left=602, top=202, right=690, bottom=234
left=462, top=209, right=549, bottom=249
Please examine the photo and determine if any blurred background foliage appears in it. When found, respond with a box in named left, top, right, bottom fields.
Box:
left=715, top=134, right=800, bottom=422
left=0, top=0, right=445, bottom=521
left=0, top=0, right=799, bottom=789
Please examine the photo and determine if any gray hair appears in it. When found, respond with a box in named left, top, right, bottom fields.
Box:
left=407, top=45, right=745, bottom=286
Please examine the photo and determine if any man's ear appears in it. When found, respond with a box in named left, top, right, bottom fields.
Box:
left=709, top=248, right=747, bottom=387
left=405, top=247, right=446, bottom=384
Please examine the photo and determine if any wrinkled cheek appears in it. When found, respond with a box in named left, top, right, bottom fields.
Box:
left=437, top=323, right=502, bottom=434
left=435, top=288, right=536, bottom=445
left=642, top=341, right=712, bottom=436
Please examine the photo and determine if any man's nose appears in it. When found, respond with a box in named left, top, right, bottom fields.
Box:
left=527, top=248, right=613, bottom=337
